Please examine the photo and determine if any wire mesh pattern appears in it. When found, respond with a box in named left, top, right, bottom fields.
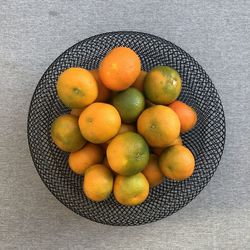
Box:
left=27, top=31, right=226, bottom=226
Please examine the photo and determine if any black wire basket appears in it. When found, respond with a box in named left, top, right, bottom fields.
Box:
left=27, top=31, right=226, bottom=226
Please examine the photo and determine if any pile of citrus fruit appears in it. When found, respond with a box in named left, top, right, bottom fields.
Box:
left=51, top=47, right=197, bottom=206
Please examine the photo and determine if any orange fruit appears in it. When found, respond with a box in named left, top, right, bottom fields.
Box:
left=90, top=69, right=111, bottom=102
left=159, top=145, right=195, bottom=181
left=51, top=114, right=86, bottom=152
left=137, top=105, right=180, bottom=147
left=99, top=47, right=141, bottom=91
left=78, top=102, right=121, bottom=144
left=144, top=66, right=182, bottom=104
left=68, top=143, right=104, bottom=175
left=57, top=67, right=98, bottom=108
left=169, top=101, right=197, bottom=133
left=142, top=154, right=164, bottom=187
left=107, top=132, right=149, bottom=176
left=152, top=136, right=183, bottom=156
left=132, top=70, right=147, bottom=91
left=83, top=164, right=113, bottom=201
left=70, top=108, right=84, bottom=117
left=113, top=173, right=149, bottom=206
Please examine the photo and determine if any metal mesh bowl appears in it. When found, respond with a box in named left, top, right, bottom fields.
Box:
left=27, top=31, right=226, bottom=226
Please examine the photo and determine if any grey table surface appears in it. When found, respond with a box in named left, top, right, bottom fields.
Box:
left=0, top=0, right=250, bottom=249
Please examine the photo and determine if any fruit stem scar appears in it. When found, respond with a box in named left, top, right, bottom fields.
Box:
left=135, top=152, right=141, bottom=160
left=150, top=123, right=156, bottom=129
left=86, top=117, right=93, bottom=123
left=73, top=87, right=83, bottom=96
left=168, top=165, right=173, bottom=171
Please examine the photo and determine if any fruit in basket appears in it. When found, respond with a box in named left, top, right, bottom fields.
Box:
left=144, top=66, right=182, bottom=104
left=78, top=102, right=121, bottom=143
left=51, top=114, right=86, bottom=152
left=112, top=87, right=145, bottom=123
left=159, top=145, right=195, bottom=181
left=107, top=132, right=149, bottom=176
left=142, top=154, right=164, bottom=187
left=51, top=46, right=198, bottom=206
left=90, top=69, right=111, bottom=102
left=57, top=67, right=98, bottom=108
left=137, top=105, right=180, bottom=147
left=68, top=143, right=104, bottom=175
left=83, top=164, right=113, bottom=201
left=169, top=101, right=197, bottom=133
left=152, top=136, right=183, bottom=155
left=99, top=47, right=141, bottom=91
left=113, top=173, right=149, bottom=206
left=132, top=70, right=147, bottom=91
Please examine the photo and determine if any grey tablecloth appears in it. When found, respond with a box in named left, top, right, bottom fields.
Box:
left=1, top=0, right=250, bottom=249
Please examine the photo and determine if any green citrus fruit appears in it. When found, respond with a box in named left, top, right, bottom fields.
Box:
left=144, top=66, right=182, bottom=104
left=51, top=114, right=86, bottom=152
left=112, top=87, right=145, bottom=123
left=107, top=132, right=149, bottom=176
left=114, top=173, right=149, bottom=206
